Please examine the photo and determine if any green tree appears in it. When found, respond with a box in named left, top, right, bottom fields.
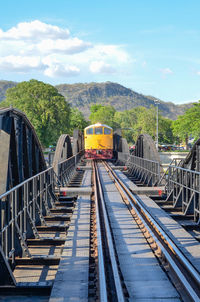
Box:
left=89, top=104, right=119, bottom=128
left=90, top=104, right=104, bottom=114
left=158, top=116, right=174, bottom=144
left=0, top=79, right=71, bottom=147
left=69, top=108, right=88, bottom=134
left=173, top=101, right=200, bottom=146
left=114, top=106, right=174, bottom=145
left=114, top=109, right=139, bottom=143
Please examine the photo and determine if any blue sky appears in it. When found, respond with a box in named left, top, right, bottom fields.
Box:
left=0, top=0, right=200, bottom=104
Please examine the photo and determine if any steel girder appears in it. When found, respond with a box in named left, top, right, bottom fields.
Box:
left=181, top=138, right=200, bottom=171
left=0, top=107, right=47, bottom=285
left=0, top=108, right=46, bottom=195
left=73, top=129, right=84, bottom=155
left=53, top=134, right=73, bottom=176
left=113, top=129, right=129, bottom=159
left=135, top=134, right=161, bottom=162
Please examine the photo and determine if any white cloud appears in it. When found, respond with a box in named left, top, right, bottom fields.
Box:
left=161, top=68, right=173, bottom=75
left=0, top=55, right=42, bottom=71
left=90, top=61, right=115, bottom=74
left=0, top=20, right=70, bottom=41
left=196, top=71, right=200, bottom=76
left=0, top=20, right=130, bottom=78
left=44, top=64, right=80, bottom=77
left=94, top=45, right=129, bottom=63
left=37, top=38, right=92, bottom=54
left=66, top=44, right=130, bottom=69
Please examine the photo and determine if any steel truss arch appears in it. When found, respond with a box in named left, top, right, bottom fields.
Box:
left=53, top=134, right=73, bottom=175
left=73, top=129, right=84, bottom=155
left=135, top=134, right=161, bottom=162
left=0, top=107, right=46, bottom=195
left=182, top=138, right=200, bottom=171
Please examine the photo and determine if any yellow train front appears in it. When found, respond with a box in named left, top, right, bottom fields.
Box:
left=84, top=123, right=113, bottom=159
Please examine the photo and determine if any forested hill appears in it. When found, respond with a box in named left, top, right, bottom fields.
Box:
left=0, top=80, right=193, bottom=119
left=0, top=80, right=17, bottom=101
left=55, top=82, right=193, bottom=119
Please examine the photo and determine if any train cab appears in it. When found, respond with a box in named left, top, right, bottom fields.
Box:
left=84, top=123, right=113, bottom=159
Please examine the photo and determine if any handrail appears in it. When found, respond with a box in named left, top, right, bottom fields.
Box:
left=158, top=158, right=184, bottom=185
left=0, top=150, right=83, bottom=271
left=0, top=167, right=52, bottom=200
left=0, top=151, right=84, bottom=200
left=168, top=165, right=200, bottom=175
left=117, top=152, right=161, bottom=186
left=166, top=164, right=200, bottom=223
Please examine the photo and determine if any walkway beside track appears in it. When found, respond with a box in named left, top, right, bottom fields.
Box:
left=99, top=164, right=181, bottom=301
left=116, top=166, right=200, bottom=275
left=49, top=165, right=92, bottom=302
left=136, top=194, right=200, bottom=274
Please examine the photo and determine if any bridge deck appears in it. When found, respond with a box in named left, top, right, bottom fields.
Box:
left=1, top=152, right=200, bottom=301
left=49, top=168, right=92, bottom=302
left=117, top=168, right=200, bottom=274
left=113, top=167, right=139, bottom=191
left=99, top=165, right=181, bottom=301
left=137, top=194, right=200, bottom=274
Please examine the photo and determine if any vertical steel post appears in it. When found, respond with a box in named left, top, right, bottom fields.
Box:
left=156, top=103, right=159, bottom=150
left=11, top=191, right=15, bottom=264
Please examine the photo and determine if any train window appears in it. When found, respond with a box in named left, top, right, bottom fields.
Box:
left=95, top=127, right=103, bottom=135
left=86, top=128, right=93, bottom=135
left=104, top=127, right=111, bottom=135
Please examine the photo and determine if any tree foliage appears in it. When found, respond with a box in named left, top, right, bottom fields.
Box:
left=88, top=104, right=174, bottom=145
left=114, top=106, right=174, bottom=144
left=69, top=108, right=88, bottom=135
left=0, top=79, right=71, bottom=147
left=173, top=101, right=200, bottom=145
left=89, top=104, right=119, bottom=128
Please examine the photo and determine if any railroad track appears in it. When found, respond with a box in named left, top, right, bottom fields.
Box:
left=92, top=160, right=126, bottom=302
left=91, top=160, right=200, bottom=302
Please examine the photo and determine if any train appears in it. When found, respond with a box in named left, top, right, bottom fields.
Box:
left=84, top=123, right=113, bottom=159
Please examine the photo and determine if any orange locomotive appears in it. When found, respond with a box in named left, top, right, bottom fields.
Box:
left=84, top=123, right=113, bottom=159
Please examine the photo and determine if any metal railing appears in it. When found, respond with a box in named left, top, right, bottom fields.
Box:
left=57, top=151, right=83, bottom=187
left=117, top=152, right=161, bottom=186
left=166, top=165, right=200, bottom=223
left=158, top=158, right=184, bottom=185
left=0, top=168, right=55, bottom=261
left=0, top=152, right=83, bottom=272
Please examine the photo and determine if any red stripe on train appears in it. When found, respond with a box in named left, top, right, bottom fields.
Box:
left=85, top=149, right=113, bottom=159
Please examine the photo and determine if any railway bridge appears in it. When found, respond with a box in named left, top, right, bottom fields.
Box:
left=0, top=108, right=200, bottom=301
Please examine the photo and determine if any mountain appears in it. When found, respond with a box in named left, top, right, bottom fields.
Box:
left=56, top=81, right=194, bottom=120
left=0, top=80, right=194, bottom=120
left=0, top=80, right=17, bottom=101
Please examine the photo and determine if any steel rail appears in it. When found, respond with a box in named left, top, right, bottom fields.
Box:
left=92, top=161, right=108, bottom=302
left=103, top=161, right=200, bottom=301
left=94, top=161, right=125, bottom=302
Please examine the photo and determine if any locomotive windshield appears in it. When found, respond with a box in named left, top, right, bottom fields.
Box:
left=95, top=127, right=103, bottom=135
left=104, top=127, right=111, bottom=135
left=86, top=128, right=94, bottom=135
